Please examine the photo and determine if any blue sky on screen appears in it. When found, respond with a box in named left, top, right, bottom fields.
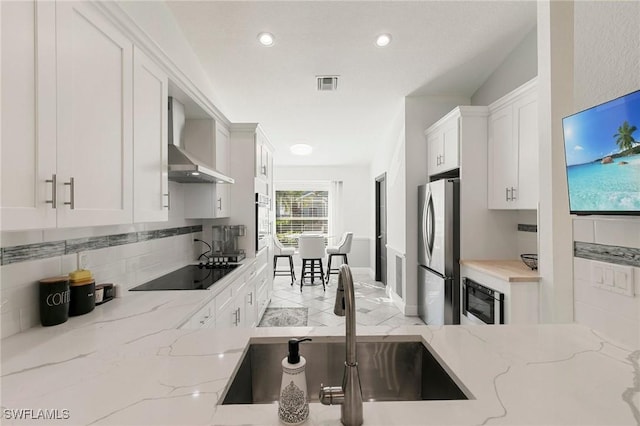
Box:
left=563, top=90, right=640, bottom=167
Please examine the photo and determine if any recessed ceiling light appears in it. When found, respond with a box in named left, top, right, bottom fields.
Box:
left=191, top=172, right=200, bottom=176
left=290, top=144, right=313, bottom=156
left=258, top=32, right=275, bottom=47
left=375, top=33, right=392, bottom=47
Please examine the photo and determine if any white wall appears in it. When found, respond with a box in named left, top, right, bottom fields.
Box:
left=370, top=101, right=406, bottom=299
left=113, top=1, right=224, bottom=115
left=471, top=27, right=538, bottom=106
left=570, top=0, right=640, bottom=348
left=273, top=165, right=373, bottom=272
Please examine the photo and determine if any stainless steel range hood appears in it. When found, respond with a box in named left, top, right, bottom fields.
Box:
left=168, top=97, right=234, bottom=184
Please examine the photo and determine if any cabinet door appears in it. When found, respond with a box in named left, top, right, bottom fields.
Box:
left=133, top=47, right=168, bottom=223
left=426, top=132, right=442, bottom=176
left=441, top=118, right=460, bottom=173
left=488, top=105, right=517, bottom=209
left=255, top=135, right=263, bottom=178
left=215, top=124, right=231, bottom=218
left=235, top=282, right=255, bottom=328
left=1, top=1, right=57, bottom=230
left=514, top=94, right=538, bottom=210
left=56, top=1, right=133, bottom=227
left=216, top=299, right=239, bottom=328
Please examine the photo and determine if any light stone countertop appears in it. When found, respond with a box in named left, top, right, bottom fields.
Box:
left=460, top=259, right=541, bottom=282
left=1, top=272, right=638, bottom=425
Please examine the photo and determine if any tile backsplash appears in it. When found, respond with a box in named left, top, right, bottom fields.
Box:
left=0, top=226, right=201, bottom=339
left=572, top=217, right=640, bottom=348
left=0, top=182, right=205, bottom=339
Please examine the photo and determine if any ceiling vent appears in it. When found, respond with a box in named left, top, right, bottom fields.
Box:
left=317, top=76, right=338, bottom=91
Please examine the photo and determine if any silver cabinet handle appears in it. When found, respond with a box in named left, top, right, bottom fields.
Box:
left=233, top=307, right=240, bottom=326
left=163, top=192, right=170, bottom=209
left=217, top=197, right=222, bottom=211
left=45, top=174, right=56, bottom=209
left=511, top=187, right=517, bottom=201
left=64, top=177, right=75, bottom=209
left=248, top=292, right=253, bottom=305
left=505, top=187, right=509, bottom=201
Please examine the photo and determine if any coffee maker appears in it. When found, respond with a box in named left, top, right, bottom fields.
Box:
left=211, top=225, right=246, bottom=263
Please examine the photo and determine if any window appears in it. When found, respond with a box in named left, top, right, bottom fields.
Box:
left=275, top=190, right=329, bottom=246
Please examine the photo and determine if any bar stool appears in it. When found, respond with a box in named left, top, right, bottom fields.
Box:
left=273, top=236, right=296, bottom=285
left=326, top=232, right=353, bottom=282
left=298, top=234, right=326, bottom=292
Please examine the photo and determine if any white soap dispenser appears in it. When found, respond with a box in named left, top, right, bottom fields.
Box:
left=279, top=337, right=312, bottom=425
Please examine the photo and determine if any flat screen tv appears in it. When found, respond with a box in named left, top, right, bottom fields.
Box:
left=562, top=89, right=640, bottom=215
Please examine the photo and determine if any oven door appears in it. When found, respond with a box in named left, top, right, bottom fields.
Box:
left=462, top=278, right=504, bottom=325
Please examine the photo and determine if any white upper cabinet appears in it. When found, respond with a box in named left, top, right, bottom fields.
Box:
left=56, top=1, right=133, bottom=227
left=426, top=109, right=460, bottom=176
left=183, top=119, right=232, bottom=219
left=488, top=78, right=538, bottom=210
left=1, top=1, right=57, bottom=230
left=255, top=130, right=271, bottom=182
left=215, top=124, right=231, bottom=218
left=133, top=47, right=169, bottom=223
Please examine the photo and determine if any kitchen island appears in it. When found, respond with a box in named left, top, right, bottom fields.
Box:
left=1, top=285, right=638, bottom=425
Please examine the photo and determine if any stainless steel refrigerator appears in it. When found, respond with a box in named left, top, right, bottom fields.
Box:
left=417, top=179, right=460, bottom=325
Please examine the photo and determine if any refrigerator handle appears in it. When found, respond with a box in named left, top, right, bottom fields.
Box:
left=421, top=193, right=429, bottom=263
left=425, top=189, right=435, bottom=263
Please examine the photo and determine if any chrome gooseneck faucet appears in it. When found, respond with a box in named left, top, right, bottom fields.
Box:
left=319, top=264, right=363, bottom=426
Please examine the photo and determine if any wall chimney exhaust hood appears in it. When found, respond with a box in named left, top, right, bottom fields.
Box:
left=168, top=97, right=234, bottom=184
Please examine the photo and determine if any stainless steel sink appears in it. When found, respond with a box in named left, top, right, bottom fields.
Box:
left=221, top=337, right=470, bottom=404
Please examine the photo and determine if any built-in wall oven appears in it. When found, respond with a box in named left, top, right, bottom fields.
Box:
left=462, top=277, right=504, bottom=325
left=255, top=193, right=271, bottom=252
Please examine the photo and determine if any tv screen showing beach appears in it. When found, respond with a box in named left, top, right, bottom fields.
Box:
left=562, top=90, right=640, bottom=214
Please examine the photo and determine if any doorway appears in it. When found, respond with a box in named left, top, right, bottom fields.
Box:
left=375, top=173, right=387, bottom=285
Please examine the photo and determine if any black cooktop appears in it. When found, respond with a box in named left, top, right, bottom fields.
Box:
left=129, top=264, right=239, bottom=291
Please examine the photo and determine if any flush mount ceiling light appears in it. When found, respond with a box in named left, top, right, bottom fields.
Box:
left=257, top=32, right=275, bottom=47
left=375, top=33, right=392, bottom=47
left=290, top=144, right=313, bottom=156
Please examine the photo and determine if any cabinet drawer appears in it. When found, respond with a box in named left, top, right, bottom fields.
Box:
left=181, top=298, right=214, bottom=329
left=215, top=285, right=234, bottom=312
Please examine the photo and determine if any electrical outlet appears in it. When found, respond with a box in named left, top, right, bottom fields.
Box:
left=591, top=260, right=634, bottom=297
left=78, top=252, right=88, bottom=269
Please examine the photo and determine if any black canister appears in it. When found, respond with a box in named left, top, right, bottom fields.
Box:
left=69, top=279, right=95, bottom=316
left=39, top=276, right=70, bottom=326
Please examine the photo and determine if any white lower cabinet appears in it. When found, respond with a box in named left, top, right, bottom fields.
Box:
left=184, top=299, right=216, bottom=329
left=460, top=264, right=539, bottom=325
left=255, top=264, right=271, bottom=320
left=181, top=257, right=272, bottom=330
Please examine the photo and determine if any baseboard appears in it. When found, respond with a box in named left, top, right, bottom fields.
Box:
left=404, top=304, right=418, bottom=316
left=386, top=287, right=418, bottom=316
left=351, top=267, right=374, bottom=279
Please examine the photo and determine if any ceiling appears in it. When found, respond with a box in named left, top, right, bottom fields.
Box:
left=165, top=1, right=537, bottom=166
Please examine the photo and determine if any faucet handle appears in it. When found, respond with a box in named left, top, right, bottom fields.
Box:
left=319, top=384, right=344, bottom=405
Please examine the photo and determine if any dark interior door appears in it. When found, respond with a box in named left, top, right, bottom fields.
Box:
left=375, top=174, right=387, bottom=284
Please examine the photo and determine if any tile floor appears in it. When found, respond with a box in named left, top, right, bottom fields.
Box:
left=268, top=271, right=425, bottom=327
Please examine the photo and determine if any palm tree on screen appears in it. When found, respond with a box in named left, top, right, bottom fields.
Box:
left=614, top=120, right=637, bottom=152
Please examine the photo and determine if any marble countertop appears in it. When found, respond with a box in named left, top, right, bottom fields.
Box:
left=1, top=273, right=638, bottom=425
left=460, top=259, right=541, bottom=282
